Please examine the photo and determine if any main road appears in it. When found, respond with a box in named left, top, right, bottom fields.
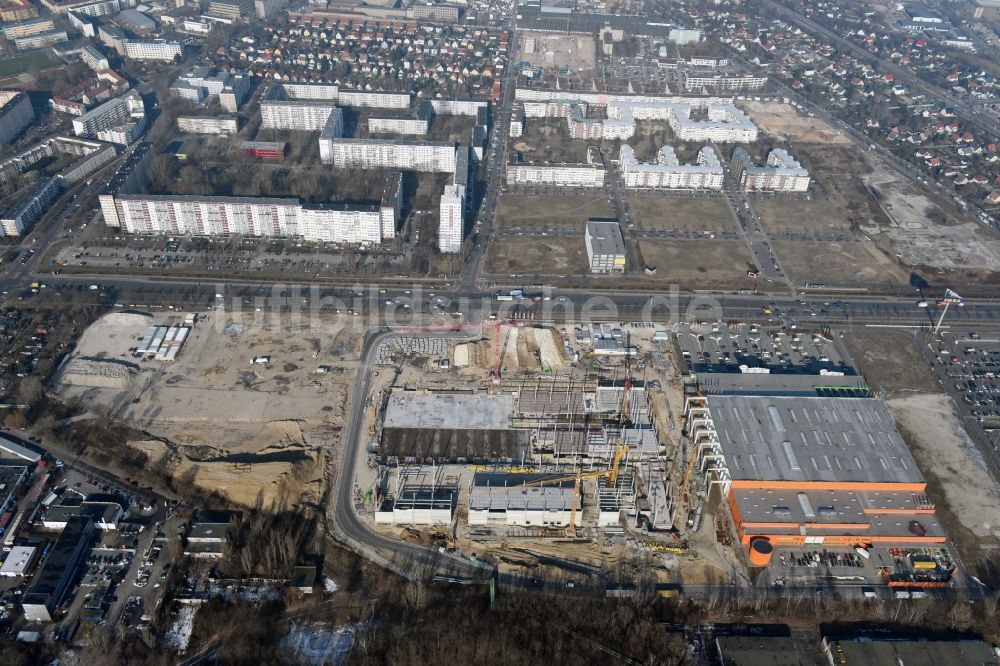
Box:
left=8, top=271, right=1000, bottom=329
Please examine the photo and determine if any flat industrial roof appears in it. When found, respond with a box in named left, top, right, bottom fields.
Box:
left=189, top=521, right=229, bottom=540
left=27, top=516, right=92, bottom=595
left=705, top=396, right=924, bottom=485
left=716, top=635, right=803, bottom=666
left=383, top=392, right=513, bottom=430
left=697, top=373, right=869, bottom=397
left=586, top=219, right=625, bottom=256
left=733, top=487, right=945, bottom=537
left=470, top=472, right=577, bottom=512
left=0, top=546, right=36, bottom=576
left=826, top=638, right=995, bottom=666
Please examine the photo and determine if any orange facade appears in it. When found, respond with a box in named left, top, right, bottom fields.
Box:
left=727, top=489, right=946, bottom=547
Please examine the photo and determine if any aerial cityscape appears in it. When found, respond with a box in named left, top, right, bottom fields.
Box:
left=1, top=0, right=1000, bottom=662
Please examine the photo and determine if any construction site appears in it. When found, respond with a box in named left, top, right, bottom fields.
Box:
left=351, top=319, right=961, bottom=592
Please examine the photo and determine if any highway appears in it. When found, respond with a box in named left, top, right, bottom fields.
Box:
left=10, top=270, right=1000, bottom=330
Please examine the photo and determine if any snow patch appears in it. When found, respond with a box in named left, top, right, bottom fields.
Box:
left=323, top=577, right=339, bottom=594
left=163, top=605, right=198, bottom=653
left=281, top=622, right=358, bottom=666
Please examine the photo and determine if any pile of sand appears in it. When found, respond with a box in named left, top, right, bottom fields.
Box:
left=59, top=356, right=139, bottom=389
left=534, top=328, right=565, bottom=371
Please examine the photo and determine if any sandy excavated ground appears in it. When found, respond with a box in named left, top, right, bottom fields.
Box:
left=738, top=101, right=851, bottom=144
left=888, top=393, right=1000, bottom=545
left=58, top=311, right=360, bottom=507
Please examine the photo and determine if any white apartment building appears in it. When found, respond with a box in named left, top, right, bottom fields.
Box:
left=41, top=0, right=123, bottom=15
left=1, top=17, right=54, bottom=39
left=731, top=148, right=811, bottom=192
left=428, top=98, right=488, bottom=116
left=317, top=111, right=345, bottom=162
left=505, top=162, right=605, bottom=188
left=0, top=90, right=33, bottom=144
left=683, top=73, right=768, bottom=92
left=320, top=139, right=456, bottom=172
left=584, top=219, right=626, bottom=274
left=123, top=41, right=183, bottom=61
left=668, top=103, right=757, bottom=142
left=619, top=145, right=724, bottom=190
left=368, top=116, right=429, bottom=135
left=254, top=0, right=287, bottom=19
left=438, top=183, right=464, bottom=253
left=1, top=176, right=60, bottom=237
left=523, top=94, right=758, bottom=144
left=219, top=75, right=251, bottom=112
left=177, top=116, right=239, bottom=135
left=261, top=98, right=337, bottom=131
left=336, top=89, right=410, bottom=109
left=280, top=82, right=338, bottom=100
left=522, top=100, right=579, bottom=119
left=72, top=90, right=145, bottom=144
left=79, top=44, right=110, bottom=71
left=109, top=194, right=394, bottom=243
left=14, top=30, right=67, bottom=50
left=510, top=104, right=524, bottom=138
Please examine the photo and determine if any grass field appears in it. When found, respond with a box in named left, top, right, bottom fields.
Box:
left=496, top=194, right=615, bottom=229
left=771, top=240, right=908, bottom=285
left=755, top=144, right=886, bottom=235
left=511, top=120, right=591, bottom=163
left=638, top=240, right=755, bottom=288
left=0, top=51, right=54, bottom=78
left=628, top=196, right=737, bottom=231
left=486, top=236, right=589, bottom=275
left=842, top=331, right=941, bottom=396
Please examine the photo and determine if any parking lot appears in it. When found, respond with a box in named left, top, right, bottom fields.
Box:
left=48, top=235, right=410, bottom=279
left=675, top=322, right=855, bottom=374
left=935, top=332, right=1000, bottom=428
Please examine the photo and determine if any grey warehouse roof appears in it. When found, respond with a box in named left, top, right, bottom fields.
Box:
left=383, top=392, right=514, bottom=430
left=704, top=396, right=924, bottom=485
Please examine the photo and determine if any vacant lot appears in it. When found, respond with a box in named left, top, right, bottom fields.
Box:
left=771, top=240, right=908, bottom=285
left=629, top=197, right=737, bottom=232
left=738, top=101, right=851, bottom=144
left=0, top=51, right=54, bottom=78
left=512, top=120, right=591, bottom=163
left=487, top=236, right=589, bottom=275
left=57, top=311, right=357, bottom=508
left=842, top=331, right=941, bottom=396
left=891, top=394, right=1000, bottom=576
left=756, top=144, right=888, bottom=235
left=755, top=199, right=857, bottom=234
left=638, top=240, right=755, bottom=289
left=496, top=194, right=615, bottom=230
left=520, top=31, right=596, bottom=72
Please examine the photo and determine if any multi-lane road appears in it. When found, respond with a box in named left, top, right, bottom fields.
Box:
left=9, top=270, right=1000, bottom=330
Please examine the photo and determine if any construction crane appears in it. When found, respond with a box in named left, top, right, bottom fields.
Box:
left=517, top=449, right=628, bottom=538
left=677, top=387, right=705, bottom=520
left=607, top=332, right=633, bottom=488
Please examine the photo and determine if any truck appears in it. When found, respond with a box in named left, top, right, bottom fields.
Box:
left=496, top=293, right=514, bottom=302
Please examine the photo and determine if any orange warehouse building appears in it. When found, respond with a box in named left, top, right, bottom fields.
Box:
left=685, top=394, right=946, bottom=549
